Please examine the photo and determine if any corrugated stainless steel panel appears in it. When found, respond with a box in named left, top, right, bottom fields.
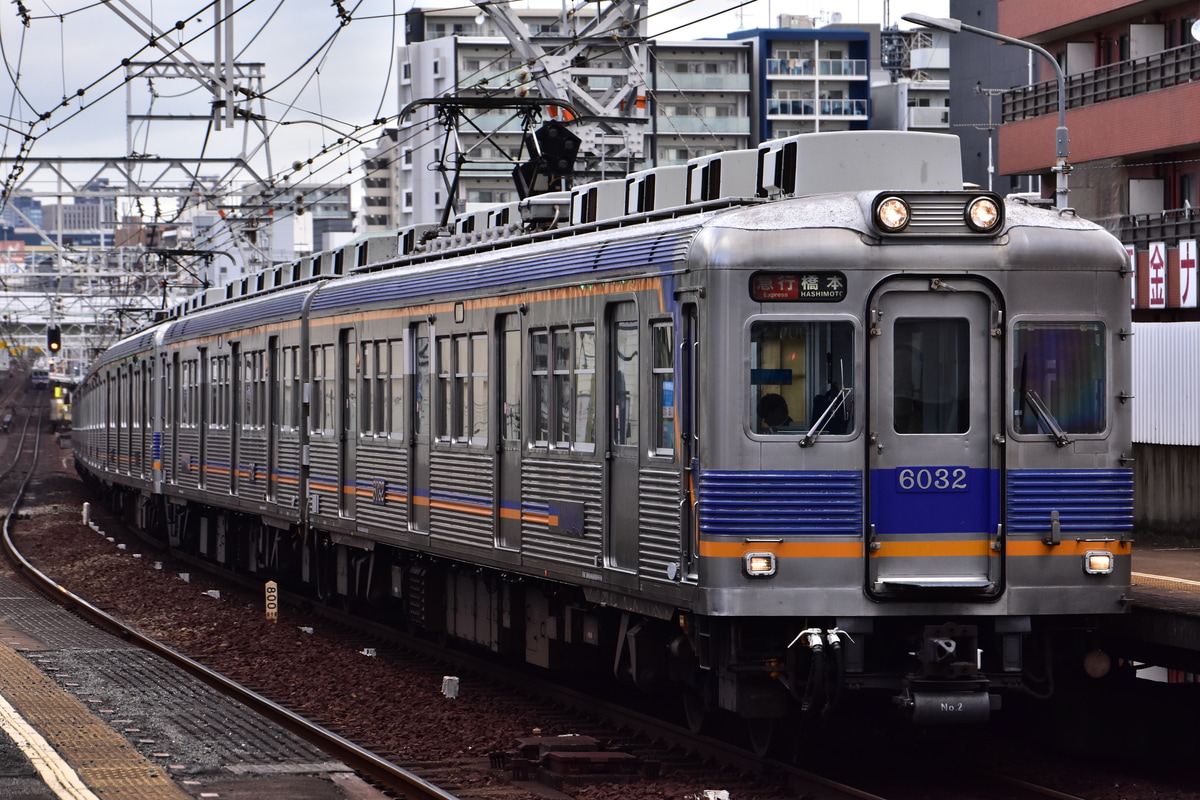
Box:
left=274, top=440, right=303, bottom=512
left=307, top=443, right=340, bottom=518
left=235, top=437, right=270, bottom=503
left=1006, top=469, right=1134, bottom=536
left=638, top=468, right=684, bottom=583
left=176, top=428, right=201, bottom=490
left=1132, top=321, right=1200, bottom=446
left=520, top=459, right=603, bottom=567
left=698, top=470, right=863, bottom=536
left=430, top=451, right=495, bottom=549
left=205, top=434, right=232, bottom=495
left=354, top=443, right=409, bottom=533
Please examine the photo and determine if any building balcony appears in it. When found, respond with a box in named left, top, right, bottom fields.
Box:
left=766, top=58, right=867, bottom=78
left=766, top=98, right=868, bottom=118
left=654, top=115, right=751, bottom=134
left=653, top=72, right=751, bottom=92
left=999, top=43, right=1200, bottom=174
left=1116, top=207, right=1200, bottom=251
left=1002, top=42, right=1200, bottom=124
left=907, top=106, right=949, bottom=129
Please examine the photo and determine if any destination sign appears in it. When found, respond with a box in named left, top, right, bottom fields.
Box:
left=751, top=271, right=847, bottom=302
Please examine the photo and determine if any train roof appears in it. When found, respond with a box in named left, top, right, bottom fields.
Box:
left=149, top=131, right=968, bottom=323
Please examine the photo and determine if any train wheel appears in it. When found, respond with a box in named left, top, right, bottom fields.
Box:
left=682, top=688, right=709, bottom=734
left=745, top=717, right=777, bottom=758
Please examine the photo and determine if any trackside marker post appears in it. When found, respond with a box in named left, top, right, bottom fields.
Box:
left=265, top=581, right=278, bottom=623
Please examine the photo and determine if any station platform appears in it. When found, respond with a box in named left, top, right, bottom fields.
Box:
left=1109, top=543, right=1200, bottom=676
left=0, top=572, right=381, bottom=800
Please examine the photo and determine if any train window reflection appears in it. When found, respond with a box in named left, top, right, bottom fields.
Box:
left=1013, top=322, right=1105, bottom=435
left=750, top=320, right=854, bottom=435
left=893, top=319, right=969, bottom=434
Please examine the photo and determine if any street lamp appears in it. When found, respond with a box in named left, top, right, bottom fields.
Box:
left=902, top=12, right=1070, bottom=210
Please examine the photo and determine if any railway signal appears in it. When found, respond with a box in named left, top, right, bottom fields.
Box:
left=47, top=326, right=61, bottom=353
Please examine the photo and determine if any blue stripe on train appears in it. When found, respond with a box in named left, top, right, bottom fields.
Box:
left=697, top=470, right=863, bottom=537
left=869, top=467, right=1000, bottom=536
left=1006, top=468, right=1134, bottom=536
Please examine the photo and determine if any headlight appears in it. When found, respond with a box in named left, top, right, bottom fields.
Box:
left=965, top=196, right=1002, bottom=232
left=744, top=552, right=776, bottom=577
left=1083, top=550, right=1114, bottom=574
left=876, top=196, right=910, bottom=232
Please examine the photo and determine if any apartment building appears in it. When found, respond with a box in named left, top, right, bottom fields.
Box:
left=364, top=9, right=949, bottom=231
left=995, top=0, right=1200, bottom=254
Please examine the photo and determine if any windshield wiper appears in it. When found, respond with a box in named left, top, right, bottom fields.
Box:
left=1023, top=389, right=1071, bottom=447
left=799, top=387, right=852, bottom=448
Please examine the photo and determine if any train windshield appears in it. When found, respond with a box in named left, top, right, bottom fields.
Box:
left=1013, top=321, right=1106, bottom=435
left=750, top=320, right=854, bottom=435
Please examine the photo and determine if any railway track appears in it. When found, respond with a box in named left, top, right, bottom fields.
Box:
left=0, top=407, right=1105, bottom=800
left=0, top=405, right=458, bottom=800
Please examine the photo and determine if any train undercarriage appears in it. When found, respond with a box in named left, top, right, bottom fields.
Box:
left=85, top=480, right=1108, bottom=756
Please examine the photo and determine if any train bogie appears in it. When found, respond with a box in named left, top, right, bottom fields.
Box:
left=74, top=131, right=1133, bottom=736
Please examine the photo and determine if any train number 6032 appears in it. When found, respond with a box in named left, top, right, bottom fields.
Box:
left=896, top=467, right=968, bottom=492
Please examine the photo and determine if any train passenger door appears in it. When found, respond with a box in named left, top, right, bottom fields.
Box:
left=231, top=342, right=241, bottom=495
left=680, top=304, right=699, bottom=579
left=867, top=278, right=1002, bottom=598
left=266, top=340, right=278, bottom=503
left=410, top=322, right=431, bottom=533
left=496, top=314, right=522, bottom=550
left=605, top=301, right=639, bottom=572
left=339, top=328, right=357, bottom=519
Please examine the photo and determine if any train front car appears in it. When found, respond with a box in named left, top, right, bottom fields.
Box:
left=682, top=133, right=1132, bottom=738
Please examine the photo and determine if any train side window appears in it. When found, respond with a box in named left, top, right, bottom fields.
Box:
left=210, top=355, right=230, bottom=429
left=750, top=320, right=854, bottom=435
left=1013, top=321, right=1106, bottom=435
left=531, top=326, right=595, bottom=450
left=415, top=333, right=430, bottom=438
left=436, top=336, right=452, bottom=441
left=553, top=329, right=571, bottom=447
left=574, top=327, right=596, bottom=451
left=280, top=346, right=299, bottom=431
left=311, top=345, right=335, bottom=435
left=361, top=340, right=392, bottom=437
left=651, top=321, right=675, bottom=456
left=388, top=339, right=405, bottom=439
left=470, top=334, right=489, bottom=445
left=612, top=317, right=639, bottom=448
left=502, top=326, right=521, bottom=441
left=531, top=331, right=550, bottom=445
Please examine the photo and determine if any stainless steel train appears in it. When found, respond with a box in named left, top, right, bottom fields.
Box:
left=72, top=131, right=1134, bottom=747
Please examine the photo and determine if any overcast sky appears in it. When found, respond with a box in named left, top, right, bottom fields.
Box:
left=0, top=0, right=948, bottom=202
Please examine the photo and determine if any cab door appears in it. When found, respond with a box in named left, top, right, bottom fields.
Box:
left=867, top=278, right=1002, bottom=597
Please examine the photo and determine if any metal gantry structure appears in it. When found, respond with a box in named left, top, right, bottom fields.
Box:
left=0, top=5, right=281, bottom=375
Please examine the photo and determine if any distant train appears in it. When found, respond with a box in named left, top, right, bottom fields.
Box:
left=72, top=131, right=1133, bottom=748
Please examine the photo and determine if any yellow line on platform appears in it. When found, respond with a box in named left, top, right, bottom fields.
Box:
left=0, top=690, right=99, bottom=800
left=1132, top=572, right=1200, bottom=592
